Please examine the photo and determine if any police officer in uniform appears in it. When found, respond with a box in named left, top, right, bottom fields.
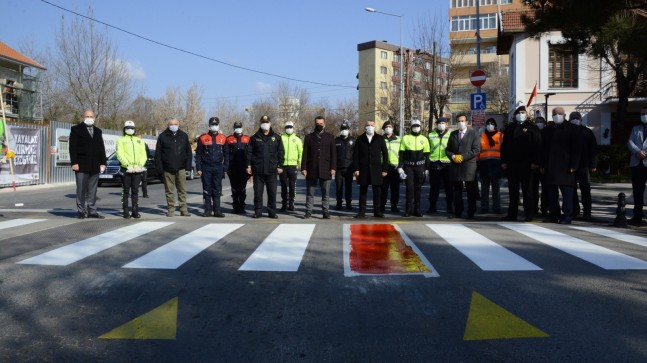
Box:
left=398, top=119, right=430, bottom=217
left=196, top=117, right=229, bottom=217
left=227, top=121, right=250, bottom=214
left=334, top=122, right=355, bottom=210
left=247, top=116, right=285, bottom=219
left=381, top=120, right=401, bottom=213
left=427, top=117, right=453, bottom=215
left=280, top=121, right=303, bottom=211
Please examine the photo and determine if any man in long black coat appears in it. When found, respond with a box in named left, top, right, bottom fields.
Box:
left=301, top=116, right=337, bottom=219
left=445, top=114, right=481, bottom=219
left=69, top=109, right=107, bottom=219
left=541, top=107, right=582, bottom=224
left=353, top=120, right=388, bottom=218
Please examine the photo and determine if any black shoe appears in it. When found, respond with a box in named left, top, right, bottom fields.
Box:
left=202, top=211, right=212, bottom=217
left=391, top=206, right=400, bottom=213
left=524, top=217, right=534, bottom=222
left=280, top=206, right=287, bottom=212
left=268, top=214, right=278, bottom=219
left=558, top=218, right=572, bottom=225
left=346, top=204, right=353, bottom=210
left=87, top=213, right=104, bottom=219
left=582, top=213, right=592, bottom=222
left=502, top=215, right=517, bottom=221
left=628, top=217, right=642, bottom=226
left=253, top=213, right=262, bottom=219
left=143, top=194, right=149, bottom=198
left=213, top=212, right=225, bottom=218
left=131, top=209, right=141, bottom=219
left=379, top=207, right=386, bottom=214
left=414, top=212, right=423, bottom=217
left=304, top=213, right=312, bottom=219
left=403, top=212, right=411, bottom=217
left=374, top=213, right=384, bottom=218
left=335, top=203, right=343, bottom=211
left=542, top=217, right=559, bottom=223
left=77, top=212, right=86, bottom=219
left=480, top=208, right=488, bottom=214
left=287, top=204, right=295, bottom=211
left=354, top=213, right=366, bottom=219
left=493, top=208, right=502, bottom=214
left=427, top=208, right=436, bottom=214
left=323, top=213, right=331, bottom=219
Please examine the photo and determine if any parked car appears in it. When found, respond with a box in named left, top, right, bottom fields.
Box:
left=98, top=150, right=160, bottom=186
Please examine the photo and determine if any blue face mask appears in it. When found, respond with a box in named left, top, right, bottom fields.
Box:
left=169, top=125, right=179, bottom=132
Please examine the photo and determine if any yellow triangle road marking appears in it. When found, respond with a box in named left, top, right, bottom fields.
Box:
left=464, top=291, right=549, bottom=341
left=99, top=297, right=178, bottom=340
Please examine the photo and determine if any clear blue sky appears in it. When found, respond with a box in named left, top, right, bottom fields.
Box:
left=2, top=0, right=449, bottom=110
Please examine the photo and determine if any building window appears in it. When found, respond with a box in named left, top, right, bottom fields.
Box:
left=380, top=81, right=388, bottom=90
left=394, top=69, right=401, bottom=77
left=479, top=0, right=496, bottom=5
left=380, top=51, right=388, bottom=59
left=380, top=66, right=388, bottom=75
left=549, top=44, right=578, bottom=88
left=393, top=53, right=400, bottom=62
left=451, top=13, right=497, bottom=32
left=451, top=0, right=474, bottom=7
left=380, top=97, right=388, bottom=105
left=500, top=0, right=512, bottom=4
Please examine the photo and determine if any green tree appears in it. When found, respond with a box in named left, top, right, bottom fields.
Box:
left=524, top=0, right=647, bottom=137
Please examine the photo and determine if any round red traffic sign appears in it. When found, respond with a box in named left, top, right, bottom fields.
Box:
left=470, top=70, right=487, bottom=87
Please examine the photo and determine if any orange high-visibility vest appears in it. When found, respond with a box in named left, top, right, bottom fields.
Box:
left=478, top=132, right=502, bottom=160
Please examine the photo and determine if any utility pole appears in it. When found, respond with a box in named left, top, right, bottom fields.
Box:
left=430, top=41, right=437, bottom=129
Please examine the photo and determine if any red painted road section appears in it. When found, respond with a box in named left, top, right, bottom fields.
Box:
left=349, top=224, right=431, bottom=274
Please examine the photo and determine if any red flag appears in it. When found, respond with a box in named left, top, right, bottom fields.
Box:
left=526, top=82, right=537, bottom=107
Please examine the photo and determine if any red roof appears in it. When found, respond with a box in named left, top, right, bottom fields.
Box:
left=0, top=41, right=45, bottom=70
left=500, top=10, right=536, bottom=33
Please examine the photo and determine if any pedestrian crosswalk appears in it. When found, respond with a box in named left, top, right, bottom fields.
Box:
left=6, top=218, right=647, bottom=275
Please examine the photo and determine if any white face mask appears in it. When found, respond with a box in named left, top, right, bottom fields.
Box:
left=486, top=124, right=495, bottom=132
left=365, top=125, right=375, bottom=135
left=84, top=118, right=95, bottom=126
left=209, top=125, right=219, bottom=132
left=125, top=129, right=135, bottom=135
left=411, top=126, right=421, bottom=133
left=641, top=115, right=647, bottom=124
left=515, top=113, right=526, bottom=122
left=260, top=122, right=271, bottom=131
left=458, top=121, right=467, bottom=131
left=340, top=130, right=349, bottom=137
left=570, top=119, right=581, bottom=126
left=384, top=127, right=393, bottom=135
left=553, top=114, right=564, bottom=124
left=285, top=128, right=294, bottom=135
left=169, top=125, right=179, bottom=132
left=437, top=124, right=446, bottom=131
left=234, top=128, right=243, bottom=134
left=536, top=123, right=545, bottom=130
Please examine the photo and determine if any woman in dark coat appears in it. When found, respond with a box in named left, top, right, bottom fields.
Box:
left=353, top=121, right=388, bottom=218
left=445, top=114, right=480, bottom=219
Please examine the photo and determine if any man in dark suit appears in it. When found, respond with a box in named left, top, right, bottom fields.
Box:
left=301, top=116, right=336, bottom=219
left=445, top=113, right=480, bottom=219
left=69, top=109, right=107, bottom=219
left=353, top=120, right=388, bottom=218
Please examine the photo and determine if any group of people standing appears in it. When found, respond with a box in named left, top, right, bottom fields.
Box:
left=73, top=106, right=647, bottom=227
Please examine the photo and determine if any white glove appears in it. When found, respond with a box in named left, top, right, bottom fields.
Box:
left=424, top=170, right=429, bottom=177
left=397, top=168, right=407, bottom=180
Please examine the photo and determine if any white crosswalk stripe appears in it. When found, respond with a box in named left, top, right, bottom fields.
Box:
left=0, top=218, right=47, bottom=230
left=239, top=224, right=315, bottom=272
left=571, top=226, right=647, bottom=249
left=17, top=222, right=173, bottom=266
left=427, top=224, right=542, bottom=271
left=501, top=223, right=647, bottom=270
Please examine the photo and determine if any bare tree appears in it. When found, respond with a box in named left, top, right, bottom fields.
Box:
left=322, top=97, right=360, bottom=136
left=51, top=10, right=134, bottom=128
left=481, top=61, right=510, bottom=117
left=208, top=99, right=245, bottom=135
left=182, top=83, right=205, bottom=140
left=154, top=86, right=183, bottom=130
left=124, top=94, right=156, bottom=134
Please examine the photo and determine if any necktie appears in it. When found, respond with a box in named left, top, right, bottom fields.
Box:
left=459, top=131, right=464, bottom=141
left=88, top=127, right=93, bottom=138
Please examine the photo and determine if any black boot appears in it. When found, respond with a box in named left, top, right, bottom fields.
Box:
left=131, top=203, right=141, bottom=219
left=203, top=198, right=213, bottom=217
left=280, top=202, right=288, bottom=212
left=122, top=202, right=130, bottom=219
left=288, top=201, right=295, bottom=211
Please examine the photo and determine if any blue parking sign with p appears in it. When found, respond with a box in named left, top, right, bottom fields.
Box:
left=470, top=93, right=487, bottom=110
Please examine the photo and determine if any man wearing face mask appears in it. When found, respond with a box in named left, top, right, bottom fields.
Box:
left=569, top=112, right=597, bottom=221
left=530, top=117, right=549, bottom=217
left=445, top=114, right=481, bottom=219
left=156, top=117, right=193, bottom=217
left=626, top=106, right=647, bottom=226
left=353, top=120, right=389, bottom=218
left=70, top=109, right=107, bottom=219
left=500, top=105, right=542, bottom=222
left=398, top=120, right=430, bottom=217
left=477, top=118, right=503, bottom=214
left=335, top=122, right=356, bottom=211
left=280, top=121, right=303, bottom=212
left=116, top=121, right=147, bottom=219
left=427, top=117, right=453, bottom=215
left=301, top=116, right=336, bottom=219
left=540, top=107, right=582, bottom=224
left=227, top=121, right=251, bottom=214
left=196, top=117, right=229, bottom=217
left=247, top=115, right=285, bottom=218
left=380, top=120, right=401, bottom=214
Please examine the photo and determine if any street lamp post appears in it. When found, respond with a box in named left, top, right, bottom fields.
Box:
left=365, top=7, right=404, bottom=137
left=544, top=93, right=556, bottom=119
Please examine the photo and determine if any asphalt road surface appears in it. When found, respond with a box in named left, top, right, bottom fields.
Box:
left=1, top=178, right=646, bottom=362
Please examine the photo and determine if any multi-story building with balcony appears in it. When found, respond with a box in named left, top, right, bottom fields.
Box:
left=0, top=41, right=45, bottom=123
left=357, top=40, right=448, bottom=133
